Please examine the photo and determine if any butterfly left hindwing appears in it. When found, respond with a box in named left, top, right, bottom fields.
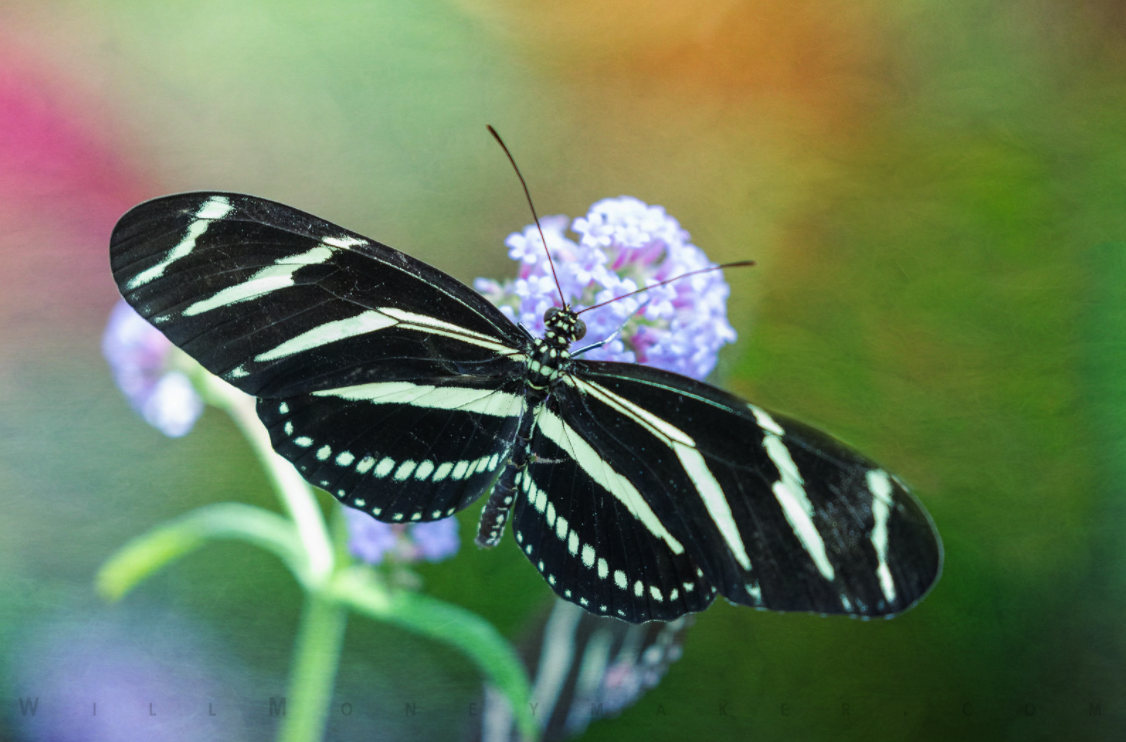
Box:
left=258, top=377, right=527, bottom=522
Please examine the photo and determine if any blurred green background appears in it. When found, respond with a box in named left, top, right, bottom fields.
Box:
left=1, top=0, right=1124, bottom=739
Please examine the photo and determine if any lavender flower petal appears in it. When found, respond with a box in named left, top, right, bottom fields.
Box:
left=408, top=518, right=460, bottom=562
left=476, top=196, right=737, bottom=381
left=345, top=508, right=460, bottom=565
left=102, top=299, right=204, bottom=437
left=344, top=508, right=398, bottom=565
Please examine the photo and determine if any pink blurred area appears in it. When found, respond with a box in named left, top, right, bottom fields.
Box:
left=0, top=41, right=148, bottom=345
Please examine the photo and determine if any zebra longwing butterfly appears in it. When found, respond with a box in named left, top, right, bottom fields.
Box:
left=110, top=191, right=941, bottom=624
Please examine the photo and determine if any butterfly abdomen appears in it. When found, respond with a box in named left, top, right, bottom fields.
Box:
left=476, top=415, right=536, bottom=548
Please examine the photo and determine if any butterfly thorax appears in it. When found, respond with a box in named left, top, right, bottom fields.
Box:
left=524, top=306, right=584, bottom=389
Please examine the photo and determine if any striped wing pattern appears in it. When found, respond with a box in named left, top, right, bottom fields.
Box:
left=111, top=191, right=530, bottom=526
left=551, top=363, right=941, bottom=617
left=511, top=397, right=715, bottom=621
left=110, top=193, right=525, bottom=398
left=110, top=191, right=942, bottom=624
left=257, top=378, right=526, bottom=523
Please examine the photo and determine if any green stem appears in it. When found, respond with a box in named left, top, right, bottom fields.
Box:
left=191, top=368, right=348, bottom=740
left=195, top=370, right=335, bottom=586
left=277, top=591, right=349, bottom=742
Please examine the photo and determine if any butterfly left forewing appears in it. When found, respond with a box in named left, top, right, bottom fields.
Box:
left=111, top=192, right=526, bottom=400
left=552, top=360, right=941, bottom=619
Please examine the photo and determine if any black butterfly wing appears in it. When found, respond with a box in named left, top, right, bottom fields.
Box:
left=511, top=393, right=716, bottom=622
left=518, top=360, right=941, bottom=622
left=111, top=192, right=530, bottom=520
left=110, top=192, right=526, bottom=399
left=258, top=376, right=527, bottom=522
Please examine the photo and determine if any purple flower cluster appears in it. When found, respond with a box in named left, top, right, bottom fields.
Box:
left=102, top=300, right=203, bottom=437
left=475, top=196, right=737, bottom=381
left=13, top=610, right=250, bottom=742
left=344, top=509, right=460, bottom=565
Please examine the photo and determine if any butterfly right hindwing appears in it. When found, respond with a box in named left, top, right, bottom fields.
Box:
left=510, top=394, right=715, bottom=622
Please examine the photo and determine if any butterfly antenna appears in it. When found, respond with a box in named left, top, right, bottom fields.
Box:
left=577, top=260, right=756, bottom=315
left=487, top=125, right=566, bottom=308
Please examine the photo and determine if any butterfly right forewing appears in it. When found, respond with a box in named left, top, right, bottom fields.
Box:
left=535, top=360, right=942, bottom=619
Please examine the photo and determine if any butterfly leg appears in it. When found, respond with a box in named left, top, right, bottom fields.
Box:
left=570, top=329, right=621, bottom=358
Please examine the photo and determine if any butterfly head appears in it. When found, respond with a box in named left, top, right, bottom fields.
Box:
left=525, top=306, right=584, bottom=388
left=543, top=305, right=586, bottom=349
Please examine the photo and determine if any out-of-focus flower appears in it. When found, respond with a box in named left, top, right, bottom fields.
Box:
left=13, top=609, right=250, bottom=742
left=475, top=196, right=737, bottom=381
left=410, top=517, right=461, bottom=561
left=476, top=599, right=690, bottom=741
left=345, top=508, right=460, bottom=565
left=102, top=299, right=203, bottom=437
left=345, top=512, right=400, bottom=564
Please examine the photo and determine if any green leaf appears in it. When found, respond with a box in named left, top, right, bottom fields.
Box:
left=96, top=502, right=307, bottom=600
left=330, top=567, right=538, bottom=740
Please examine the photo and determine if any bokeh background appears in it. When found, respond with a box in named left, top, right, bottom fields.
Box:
left=1, top=1, right=1123, bottom=740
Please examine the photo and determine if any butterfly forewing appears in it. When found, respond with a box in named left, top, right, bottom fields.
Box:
left=110, top=193, right=526, bottom=399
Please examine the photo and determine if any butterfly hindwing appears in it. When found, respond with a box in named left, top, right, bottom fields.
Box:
left=511, top=395, right=715, bottom=622
left=110, top=192, right=526, bottom=399
left=259, top=376, right=527, bottom=521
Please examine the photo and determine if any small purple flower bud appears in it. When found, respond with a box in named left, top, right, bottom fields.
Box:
left=102, top=300, right=203, bottom=437
left=408, top=518, right=460, bottom=562
left=345, top=510, right=399, bottom=564
left=345, top=508, right=460, bottom=565
left=475, top=196, right=737, bottom=381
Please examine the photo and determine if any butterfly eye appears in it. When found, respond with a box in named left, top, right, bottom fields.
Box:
left=544, top=306, right=560, bottom=322
left=574, top=319, right=587, bottom=341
